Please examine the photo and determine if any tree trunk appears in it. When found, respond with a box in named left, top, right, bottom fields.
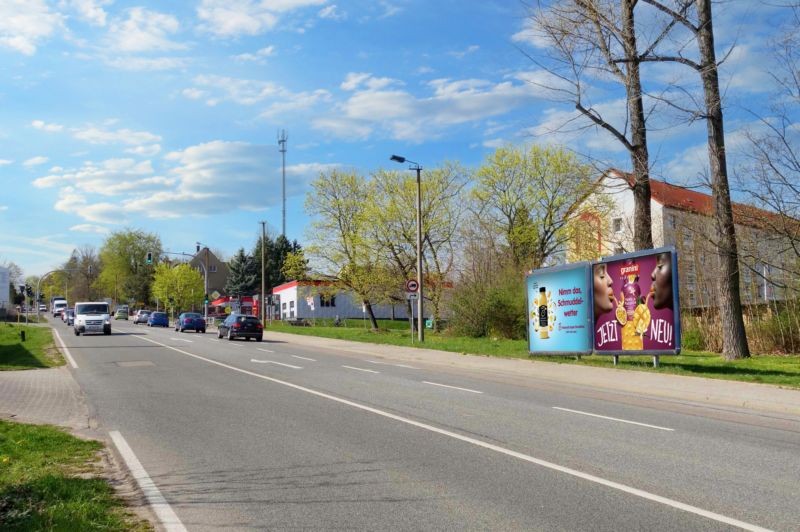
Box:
left=364, top=300, right=379, bottom=330
left=622, top=0, right=654, bottom=251
left=696, top=0, right=750, bottom=359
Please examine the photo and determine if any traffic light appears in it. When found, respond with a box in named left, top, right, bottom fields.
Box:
left=145, top=251, right=153, bottom=265
left=204, top=294, right=209, bottom=305
left=25, top=285, right=32, bottom=297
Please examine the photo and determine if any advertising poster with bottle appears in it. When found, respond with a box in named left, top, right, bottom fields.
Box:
left=526, top=263, right=593, bottom=354
left=593, top=247, right=681, bottom=354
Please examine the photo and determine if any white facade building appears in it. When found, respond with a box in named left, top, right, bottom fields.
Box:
left=272, top=280, right=411, bottom=320
left=581, top=170, right=796, bottom=308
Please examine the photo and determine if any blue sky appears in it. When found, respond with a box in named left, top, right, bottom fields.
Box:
left=0, top=0, right=789, bottom=277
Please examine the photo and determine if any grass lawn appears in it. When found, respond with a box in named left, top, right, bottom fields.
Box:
left=264, top=321, right=800, bottom=389
left=0, top=323, right=63, bottom=371
left=0, top=420, right=150, bottom=530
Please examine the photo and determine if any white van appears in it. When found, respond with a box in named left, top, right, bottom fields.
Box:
left=73, top=301, right=111, bottom=336
left=52, top=299, right=68, bottom=317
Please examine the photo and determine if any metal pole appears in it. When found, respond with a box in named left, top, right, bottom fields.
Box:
left=415, top=165, right=424, bottom=342
left=260, top=221, right=266, bottom=320
left=279, top=130, right=287, bottom=237
left=204, top=247, right=209, bottom=322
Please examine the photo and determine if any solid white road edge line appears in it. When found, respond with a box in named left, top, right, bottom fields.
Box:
left=342, top=365, right=379, bottom=373
left=553, top=407, right=675, bottom=432
left=109, top=431, right=186, bottom=532
left=291, top=355, right=316, bottom=361
left=393, top=363, right=419, bottom=369
left=132, top=334, right=770, bottom=532
left=251, top=359, right=302, bottom=369
left=52, top=329, right=78, bottom=369
left=423, top=381, right=483, bottom=394
left=256, top=348, right=274, bottom=353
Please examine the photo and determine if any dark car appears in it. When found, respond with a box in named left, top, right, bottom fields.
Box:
left=218, top=313, right=263, bottom=341
left=176, top=312, right=205, bottom=333
left=147, top=311, right=169, bottom=327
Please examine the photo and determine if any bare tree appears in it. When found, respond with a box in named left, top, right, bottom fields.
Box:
left=528, top=0, right=654, bottom=250
left=636, top=0, right=749, bottom=358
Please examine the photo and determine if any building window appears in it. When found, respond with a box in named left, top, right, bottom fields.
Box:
left=289, top=301, right=295, bottom=309
left=282, top=302, right=286, bottom=310
left=668, top=214, right=677, bottom=229
left=612, top=217, right=623, bottom=233
left=683, top=232, right=693, bottom=248
left=320, top=295, right=336, bottom=307
left=210, top=264, right=217, bottom=273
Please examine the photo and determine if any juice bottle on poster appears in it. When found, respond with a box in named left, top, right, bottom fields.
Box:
left=538, top=287, right=549, bottom=339
left=620, top=261, right=643, bottom=350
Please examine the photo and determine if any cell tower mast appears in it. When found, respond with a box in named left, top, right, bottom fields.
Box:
left=278, top=129, right=288, bottom=237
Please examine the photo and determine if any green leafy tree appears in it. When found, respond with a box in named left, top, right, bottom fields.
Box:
left=225, top=248, right=258, bottom=296
left=96, top=229, right=162, bottom=306
left=305, top=169, right=388, bottom=329
left=368, top=163, right=468, bottom=329
left=251, top=233, right=302, bottom=293
left=281, top=250, right=310, bottom=281
left=151, top=263, right=204, bottom=317
left=471, top=145, right=595, bottom=270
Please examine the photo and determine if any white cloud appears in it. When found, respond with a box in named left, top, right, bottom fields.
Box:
left=106, top=7, right=186, bottom=53
left=70, top=223, right=110, bottom=234
left=512, top=20, right=552, bottom=49
left=31, top=120, right=64, bottom=132
left=314, top=73, right=546, bottom=142
left=0, top=206, right=8, bottom=211
left=186, top=74, right=283, bottom=105
left=0, top=159, right=12, bottom=166
left=285, top=162, right=339, bottom=177
left=62, top=0, right=111, bottom=27
left=125, top=144, right=162, bottom=157
left=33, top=158, right=166, bottom=197
left=340, top=72, right=398, bottom=91
left=318, top=5, right=345, bottom=20
left=104, top=56, right=187, bottom=71
left=197, top=0, right=327, bottom=38
left=0, top=0, right=62, bottom=55
left=182, top=88, right=206, bottom=100
left=448, top=45, right=479, bottom=58
left=123, top=140, right=283, bottom=217
left=24, top=156, right=49, bottom=167
left=72, top=125, right=161, bottom=146
left=259, top=89, right=331, bottom=118
left=233, top=45, right=275, bottom=62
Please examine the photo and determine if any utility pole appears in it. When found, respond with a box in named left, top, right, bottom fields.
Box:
left=278, top=129, right=288, bottom=237
left=260, top=220, right=267, bottom=321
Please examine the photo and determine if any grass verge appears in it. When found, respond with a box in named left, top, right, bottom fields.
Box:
left=0, top=323, right=63, bottom=371
left=264, top=322, right=800, bottom=389
left=0, top=420, right=150, bottom=530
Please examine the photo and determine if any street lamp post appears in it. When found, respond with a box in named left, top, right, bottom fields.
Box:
left=390, top=154, right=424, bottom=342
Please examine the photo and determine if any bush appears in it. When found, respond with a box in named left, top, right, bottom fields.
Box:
left=448, top=267, right=527, bottom=340
left=747, top=306, right=800, bottom=354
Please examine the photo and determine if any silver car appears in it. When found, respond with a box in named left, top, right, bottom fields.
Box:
left=133, top=310, right=151, bottom=324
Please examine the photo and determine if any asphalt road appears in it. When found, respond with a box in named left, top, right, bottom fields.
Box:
left=58, top=320, right=800, bottom=531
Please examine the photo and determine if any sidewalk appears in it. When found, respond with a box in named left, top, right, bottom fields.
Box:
left=0, top=365, right=89, bottom=430
left=266, top=331, right=800, bottom=418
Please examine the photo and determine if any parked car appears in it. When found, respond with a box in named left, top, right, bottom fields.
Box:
left=218, top=313, right=263, bottom=341
left=147, top=311, right=169, bottom=327
left=133, top=310, right=151, bottom=324
left=114, top=308, right=128, bottom=320
left=176, top=312, right=205, bottom=333
left=64, top=309, right=75, bottom=326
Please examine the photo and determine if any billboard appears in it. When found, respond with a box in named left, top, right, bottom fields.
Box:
left=593, top=247, right=681, bottom=354
left=526, top=262, right=593, bottom=354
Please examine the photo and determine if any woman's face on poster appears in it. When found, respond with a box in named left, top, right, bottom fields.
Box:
left=593, top=264, right=614, bottom=316
left=650, top=253, right=673, bottom=310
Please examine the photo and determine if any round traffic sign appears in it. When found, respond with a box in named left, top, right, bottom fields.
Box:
left=405, top=279, right=419, bottom=292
